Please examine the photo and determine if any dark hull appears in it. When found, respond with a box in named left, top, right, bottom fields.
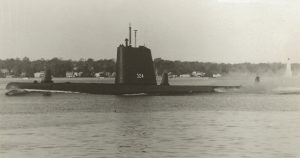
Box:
left=6, top=82, right=240, bottom=95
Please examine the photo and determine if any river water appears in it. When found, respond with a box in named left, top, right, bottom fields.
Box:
left=1, top=77, right=300, bottom=158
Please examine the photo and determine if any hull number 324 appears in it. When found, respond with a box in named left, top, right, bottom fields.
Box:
left=137, top=73, right=144, bottom=79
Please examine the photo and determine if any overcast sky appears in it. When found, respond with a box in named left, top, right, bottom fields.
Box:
left=1, top=0, right=300, bottom=63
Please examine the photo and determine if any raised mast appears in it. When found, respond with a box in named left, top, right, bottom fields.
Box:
left=129, top=23, right=132, bottom=46
left=134, top=29, right=137, bottom=47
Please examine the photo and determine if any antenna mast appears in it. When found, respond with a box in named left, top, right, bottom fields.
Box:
left=134, top=30, right=137, bottom=47
left=129, top=23, right=132, bottom=46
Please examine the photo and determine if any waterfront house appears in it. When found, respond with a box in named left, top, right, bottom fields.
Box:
left=66, top=72, right=75, bottom=78
left=213, top=73, right=222, bottom=78
left=34, top=71, right=45, bottom=78
left=179, top=74, right=191, bottom=78
left=191, top=71, right=206, bottom=77
left=0, top=69, right=10, bottom=77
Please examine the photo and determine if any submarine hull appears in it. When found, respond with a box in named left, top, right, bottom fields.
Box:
left=6, top=82, right=240, bottom=95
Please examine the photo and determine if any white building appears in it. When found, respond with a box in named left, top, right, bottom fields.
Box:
left=213, top=73, right=222, bottom=78
left=0, top=69, right=10, bottom=77
left=191, top=71, right=205, bottom=77
left=34, top=71, right=45, bottom=78
left=66, top=72, right=75, bottom=78
left=179, top=74, right=191, bottom=78
left=169, top=75, right=177, bottom=78
left=0, top=69, right=9, bottom=74
left=76, top=72, right=83, bottom=77
left=66, top=72, right=82, bottom=77
left=94, top=72, right=102, bottom=77
left=111, top=72, right=116, bottom=77
left=95, top=72, right=110, bottom=78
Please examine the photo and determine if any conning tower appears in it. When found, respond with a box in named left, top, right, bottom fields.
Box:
left=115, top=25, right=157, bottom=85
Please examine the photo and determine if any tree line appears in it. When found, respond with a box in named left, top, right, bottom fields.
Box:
left=0, top=57, right=114, bottom=77
left=154, top=58, right=300, bottom=76
left=0, top=57, right=299, bottom=77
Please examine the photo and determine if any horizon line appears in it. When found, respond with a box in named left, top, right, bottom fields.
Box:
left=0, top=57, right=298, bottom=65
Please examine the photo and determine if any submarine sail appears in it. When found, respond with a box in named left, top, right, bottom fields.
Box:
left=115, top=25, right=157, bottom=85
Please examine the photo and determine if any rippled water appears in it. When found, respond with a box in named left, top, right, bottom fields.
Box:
left=1, top=77, right=300, bottom=158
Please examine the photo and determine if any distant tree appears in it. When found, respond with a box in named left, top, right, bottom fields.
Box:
left=0, top=57, right=298, bottom=77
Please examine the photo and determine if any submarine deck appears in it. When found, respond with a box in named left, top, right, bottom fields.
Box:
left=6, top=82, right=240, bottom=95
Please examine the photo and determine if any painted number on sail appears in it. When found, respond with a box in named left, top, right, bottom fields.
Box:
left=137, top=73, right=144, bottom=79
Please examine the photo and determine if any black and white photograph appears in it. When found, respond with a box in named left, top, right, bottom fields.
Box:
left=1, top=0, right=300, bottom=157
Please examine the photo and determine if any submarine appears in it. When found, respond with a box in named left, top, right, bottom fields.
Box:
left=5, top=25, right=240, bottom=95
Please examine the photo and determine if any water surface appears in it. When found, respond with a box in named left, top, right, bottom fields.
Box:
left=1, top=77, right=300, bottom=158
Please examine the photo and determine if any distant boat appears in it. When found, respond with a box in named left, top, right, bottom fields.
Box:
left=285, top=58, right=293, bottom=77
left=255, top=76, right=260, bottom=83
left=273, top=87, right=300, bottom=94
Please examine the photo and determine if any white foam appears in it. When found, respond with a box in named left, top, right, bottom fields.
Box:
left=24, top=89, right=79, bottom=94
left=122, top=93, right=147, bottom=96
left=273, top=87, right=300, bottom=94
